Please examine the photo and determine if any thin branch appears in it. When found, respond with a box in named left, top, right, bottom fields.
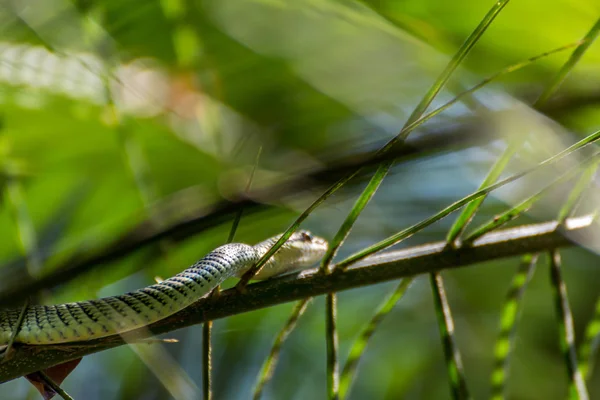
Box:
left=0, top=215, right=594, bottom=383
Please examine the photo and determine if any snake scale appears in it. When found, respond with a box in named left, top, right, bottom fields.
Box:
left=0, top=231, right=328, bottom=346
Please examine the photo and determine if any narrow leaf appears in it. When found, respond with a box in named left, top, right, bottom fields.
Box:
left=579, top=295, right=600, bottom=380
left=253, top=299, right=311, bottom=400
left=446, top=138, right=520, bottom=245
left=430, top=273, right=470, bottom=399
left=340, top=278, right=413, bottom=399
left=490, top=254, right=538, bottom=400
left=447, top=26, right=593, bottom=243
left=238, top=40, right=583, bottom=286
left=323, top=4, right=516, bottom=394
left=464, top=152, right=600, bottom=244
left=326, top=294, right=340, bottom=400
left=536, top=19, right=600, bottom=106
left=400, top=0, right=512, bottom=130
left=557, top=159, right=600, bottom=225
left=335, top=128, right=600, bottom=269
left=549, top=251, right=589, bottom=400
left=325, top=164, right=388, bottom=272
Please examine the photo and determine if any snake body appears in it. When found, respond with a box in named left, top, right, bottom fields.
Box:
left=0, top=231, right=328, bottom=345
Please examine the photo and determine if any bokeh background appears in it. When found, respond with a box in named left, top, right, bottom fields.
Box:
left=2, top=0, right=600, bottom=399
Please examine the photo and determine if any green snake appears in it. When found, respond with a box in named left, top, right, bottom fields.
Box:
left=0, top=231, right=328, bottom=345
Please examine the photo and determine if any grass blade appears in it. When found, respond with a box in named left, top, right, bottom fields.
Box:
left=253, top=299, right=311, bottom=400
left=307, top=39, right=572, bottom=272
left=446, top=138, right=520, bottom=245
left=490, top=254, right=538, bottom=400
left=535, top=19, right=600, bottom=106
left=326, top=293, right=340, bottom=400
left=339, top=278, right=413, bottom=399
left=390, top=41, right=583, bottom=154
left=322, top=3, right=515, bottom=391
left=447, top=17, right=596, bottom=244
left=241, top=0, right=519, bottom=285
left=325, top=164, right=388, bottom=272
left=579, top=296, right=600, bottom=380
left=579, top=298, right=600, bottom=380
left=549, top=250, right=589, bottom=400
left=464, top=152, right=600, bottom=244
left=321, top=2, right=513, bottom=394
left=238, top=40, right=582, bottom=286
left=335, top=128, right=600, bottom=269
left=431, top=273, right=470, bottom=399
left=401, top=0, right=512, bottom=130
left=557, top=159, right=600, bottom=225
left=239, top=37, right=588, bottom=400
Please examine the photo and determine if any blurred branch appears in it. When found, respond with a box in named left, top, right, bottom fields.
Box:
left=0, top=214, right=594, bottom=383
left=0, top=126, right=492, bottom=307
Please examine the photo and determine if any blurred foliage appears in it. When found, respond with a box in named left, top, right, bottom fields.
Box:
left=1, top=0, right=600, bottom=399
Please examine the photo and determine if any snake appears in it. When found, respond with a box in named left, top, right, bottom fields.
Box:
left=0, top=231, right=328, bottom=346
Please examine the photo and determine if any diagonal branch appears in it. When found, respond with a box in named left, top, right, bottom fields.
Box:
left=0, top=215, right=594, bottom=383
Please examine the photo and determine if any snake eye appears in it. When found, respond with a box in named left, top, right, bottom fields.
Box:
left=300, top=231, right=313, bottom=242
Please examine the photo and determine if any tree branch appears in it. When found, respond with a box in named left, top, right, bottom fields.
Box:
left=0, top=215, right=594, bottom=383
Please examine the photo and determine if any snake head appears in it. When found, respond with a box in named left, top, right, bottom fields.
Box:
left=287, top=229, right=329, bottom=265
left=250, top=230, right=329, bottom=280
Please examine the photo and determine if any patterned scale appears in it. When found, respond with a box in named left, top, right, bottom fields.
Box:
left=0, top=243, right=259, bottom=344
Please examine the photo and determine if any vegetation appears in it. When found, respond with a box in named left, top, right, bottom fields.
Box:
left=1, top=0, right=600, bottom=399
